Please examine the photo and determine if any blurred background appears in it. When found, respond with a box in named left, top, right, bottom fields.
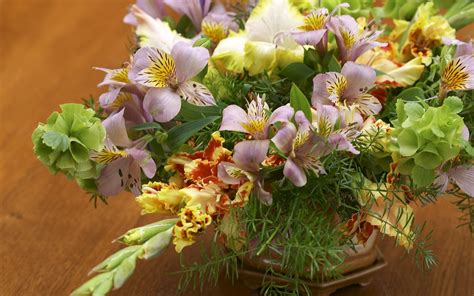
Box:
left=0, top=1, right=472, bottom=295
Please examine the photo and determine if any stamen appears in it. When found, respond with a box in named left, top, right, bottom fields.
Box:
left=201, top=21, right=228, bottom=43
left=92, top=148, right=128, bottom=164
left=111, top=68, right=130, bottom=83
left=143, top=49, right=177, bottom=88
left=300, top=11, right=328, bottom=31
left=327, top=74, right=348, bottom=104
left=442, top=58, right=469, bottom=90
left=111, top=93, right=132, bottom=109
left=341, top=30, right=356, bottom=48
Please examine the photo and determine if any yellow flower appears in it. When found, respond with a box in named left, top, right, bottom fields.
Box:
left=173, top=205, right=212, bottom=253
left=357, top=180, right=414, bottom=249
left=136, top=182, right=183, bottom=215
left=400, top=3, right=455, bottom=65
left=211, top=0, right=304, bottom=76
left=356, top=43, right=425, bottom=87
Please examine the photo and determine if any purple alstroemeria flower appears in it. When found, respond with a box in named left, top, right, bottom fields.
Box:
left=220, top=96, right=294, bottom=140
left=440, top=55, right=474, bottom=92
left=435, top=165, right=474, bottom=197
left=290, top=3, right=349, bottom=51
left=312, top=61, right=382, bottom=118
left=218, top=140, right=273, bottom=205
left=92, top=109, right=157, bottom=197
left=129, top=42, right=215, bottom=122
left=327, top=15, right=386, bottom=63
left=312, top=105, right=360, bottom=155
left=95, top=66, right=152, bottom=124
left=272, top=111, right=326, bottom=187
left=124, top=0, right=166, bottom=25
left=164, top=0, right=212, bottom=30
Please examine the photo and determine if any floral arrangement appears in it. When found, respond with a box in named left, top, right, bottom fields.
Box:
left=32, top=0, right=474, bottom=295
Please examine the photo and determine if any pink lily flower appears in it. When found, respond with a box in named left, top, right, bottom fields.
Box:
left=130, top=42, right=215, bottom=122
left=312, top=61, right=381, bottom=118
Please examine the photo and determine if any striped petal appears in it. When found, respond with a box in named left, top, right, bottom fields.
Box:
left=177, top=81, right=215, bottom=106
left=131, top=47, right=177, bottom=88
left=441, top=55, right=474, bottom=91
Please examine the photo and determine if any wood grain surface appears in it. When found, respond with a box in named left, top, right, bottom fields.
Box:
left=0, top=1, right=472, bottom=295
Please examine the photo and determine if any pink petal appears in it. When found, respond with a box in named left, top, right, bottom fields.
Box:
left=177, top=81, right=215, bottom=106
left=451, top=166, right=474, bottom=197
left=172, top=42, right=210, bottom=83
left=143, top=88, right=181, bottom=122
left=312, top=73, right=339, bottom=107
left=234, top=140, right=269, bottom=173
left=102, top=109, right=133, bottom=147
left=220, top=105, right=248, bottom=133
left=97, top=158, right=131, bottom=197
left=271, top=122, right=297, bottom=154
left=291, top=29, right=327, bottom=46
left=268, top=104, right=295, bottom=125
left=128, top=148, right=157, bottom=178
left=217, top=162, right=245, bottom=185
left=341, top=61, right=376, bottom=99
left=284, top=158, right=307, bottom=187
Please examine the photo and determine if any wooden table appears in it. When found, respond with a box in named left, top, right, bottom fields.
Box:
left=0, top=1, right=472, bottom=295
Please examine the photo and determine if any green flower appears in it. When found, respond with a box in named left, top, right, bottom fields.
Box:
left=32, top=104, right=106, bottom=190
left=390, top=97, right=466, bottom=187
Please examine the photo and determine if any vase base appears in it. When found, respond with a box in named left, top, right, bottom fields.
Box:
left=238, top=247, right=387, bottom=295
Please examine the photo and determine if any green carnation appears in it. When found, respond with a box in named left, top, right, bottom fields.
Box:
left=390, top=97, right=466, bottom=187
left=32, top=104, right=106, bottom=190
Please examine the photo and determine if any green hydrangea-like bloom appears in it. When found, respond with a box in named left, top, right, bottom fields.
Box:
left=32, top=104, right=106, bottom=190
left=390, top=97, right=466, bottom=187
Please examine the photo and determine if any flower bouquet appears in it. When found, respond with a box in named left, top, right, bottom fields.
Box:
left=32, top=0, right=474, bottom=295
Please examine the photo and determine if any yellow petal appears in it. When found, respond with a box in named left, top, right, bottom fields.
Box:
left=211, top=32, right=247, bottom=74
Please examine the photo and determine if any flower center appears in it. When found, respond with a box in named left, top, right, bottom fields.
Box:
left=144, top=50, right=177, bottom=87
left=202, top=21, right=228, bottom=43
left=300, top=11, right=327, bottom=31
left=92, top=148, right=128, bottom=164
left=442, top=58, right=469, bottom=90
left=341, top=30, right=356, bottom=48
left=327, top=74, right=348, bottom=104
left=111, top=67, right=130, bottom=83
left=241, top=118, right=267, bottom=135
left=111, top=93, right=133, bottom=109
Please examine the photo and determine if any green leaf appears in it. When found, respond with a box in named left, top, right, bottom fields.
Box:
left=404, top=102, right=425, bottom=119
left=397, top=87, right=425, bottom=101
left=327, top=55, right=341, bottom=72
left=42, top=131, right=69, bottom=152
left=290, top=83, right=312, bottom=121
left=166, top=116, right=220, bottom=150
left=412, top=165, right=436, bottom=188
left=280, top=62, right=316, bottom=83
left=177, top=101, right=224, bottom=121
left=397, top=128, right=419, bottom=156
left=443, top=96, right=463, bottom=113
left=71, top=272, right=112, bottom=296
left=414, top=144, right=443, bottom=170
left=131, top=122, right=163, bottom=131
